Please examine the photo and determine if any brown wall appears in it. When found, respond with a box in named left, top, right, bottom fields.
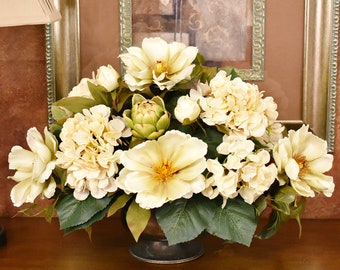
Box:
left=0, top=2, right=339, bottom=218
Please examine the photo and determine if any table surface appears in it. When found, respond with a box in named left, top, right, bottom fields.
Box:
left=0, top=216, right=339, bottom=270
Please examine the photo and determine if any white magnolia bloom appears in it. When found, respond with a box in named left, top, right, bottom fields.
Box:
left=174, top=95, right=201, bottom=125
left=68, top=78, right=94, bottom=99
left=56, top=105, right=131, bottom=200
left=119, top=37, right=198, bottom=91
left=116, top=130, right=208, bottom=209
left=8, top=127, right=58, bottom=207
left=273, top=125, right=334, bottom=197
left=94, top=65, right=120, bottom=92
left=199, top=71, right=279, bottom=138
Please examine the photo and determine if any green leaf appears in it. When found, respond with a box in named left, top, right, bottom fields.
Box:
left=126, top=200, right=151, bottom=242
left=87, top=81, right=112, bottom=107
left=56, top=194, right=113, bottom=229
left=256, top=210, right=290, bottom=239
left=156, top=196, right=215, bottom=245
left=273, top=185, right=296, bottom=215
left=218, top=67, right=240, bottom=79
left=63, top=201, right=112, bottom=235
left=206, top=198, right=257, bottom=246
left=51, top=105, right=72, bottom=121
left=253, top=195, right=267, bottom=216
left=107, top=193, right=132, bottom=217
left=193, top=124, right=224, bottom=159
left=54, top=97, right=97, bottom=114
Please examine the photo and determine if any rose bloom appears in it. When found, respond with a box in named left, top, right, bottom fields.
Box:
left=119, top=37, right=198, bottom=91
left=94, top=65, right=120, bottom=92
left=198, top=71, right=278, bottom=138
left=8, top=127, right=58, bottom=207
left=273, top=125, right=334, bottom=197
left=68, top=77, right=94, bottom=99
left=174, top=95, right=201, bottom=125
left=56, top=105, right=131, bottom=200
left=116, top=130, right=208, bottom=209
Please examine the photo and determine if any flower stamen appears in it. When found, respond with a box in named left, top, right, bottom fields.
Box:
left=154, top=61, right=168, bottom=77
left=155, top=162, right=176, bottom=182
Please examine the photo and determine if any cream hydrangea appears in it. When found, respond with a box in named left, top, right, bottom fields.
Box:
left=273, top=125, right=334, bottom=197
left=198, top=71, right=279, bottom=138
left=56, top=104, right=131, bottom=200
left=204, top=134, right=277, bottom=206
left=116, top=130, right=208, bottom=209
left=119, top=37, right=198, bottom=91
left=238, top=150, right=277, bottom=204
left=8, top=127, right=58, bottom=207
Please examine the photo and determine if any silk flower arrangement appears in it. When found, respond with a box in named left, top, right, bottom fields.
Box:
left=7, top=37, right=335, bottom=247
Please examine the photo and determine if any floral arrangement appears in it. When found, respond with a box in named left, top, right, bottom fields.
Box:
left=7, top=37, right=334, bottom=247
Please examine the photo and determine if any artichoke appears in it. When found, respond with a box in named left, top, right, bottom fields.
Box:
left=123, top=94, right=170, bottom=140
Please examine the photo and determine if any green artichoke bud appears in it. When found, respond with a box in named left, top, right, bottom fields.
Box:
left=123, top=94, right=170, bottom=140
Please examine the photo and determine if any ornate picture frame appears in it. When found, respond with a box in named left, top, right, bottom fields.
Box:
left=119, top=0, right=265, bottom=81
left=45, top=0, right=339, bottom=152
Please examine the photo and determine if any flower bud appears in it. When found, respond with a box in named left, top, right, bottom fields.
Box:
left=95, top=65, right=120, bottom=92
left=174, top=95, right=200, bottom=125
left=123, top=94, right=170, bottom=139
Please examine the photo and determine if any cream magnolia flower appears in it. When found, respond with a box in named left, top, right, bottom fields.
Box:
left=119, top=37, right=198, bottom=91
left=94, top=65, right=120, bottom=92
left=56, top=104, right=131, bottom=200
left=273, top=125, right=334, bottom=197
left=116, top=130, right=208, bottom=209
left=8, top=127, right=58, bottom=207
left=199, top=71, right=278, bottom=138
left=174, top=95, right=201, bottom=125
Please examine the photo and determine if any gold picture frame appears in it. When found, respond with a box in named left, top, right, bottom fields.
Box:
left=45, top=0, right=339, bottom=152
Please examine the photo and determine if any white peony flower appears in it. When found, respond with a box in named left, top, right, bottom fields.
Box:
left=174, top=95, right=201, bottom=125
left=94, top=65, right=120, bottom=92
left=8, top=127, right=58, bottom=207
left=119, top=37, right=198, bottom=91
left=56, top=104, right=131, bottom=200
left=273, top=125, right=334, bottom=197
left=116, top=130, right=208, bottom=209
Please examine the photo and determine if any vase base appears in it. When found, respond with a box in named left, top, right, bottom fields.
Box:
left=129, top=239, right=204, bottom=264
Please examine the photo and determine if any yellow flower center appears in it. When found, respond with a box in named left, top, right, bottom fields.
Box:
left=294, top=155, right=308, bottom=175
left=155, top=162, right=176, bottom=182
left=153, top=60, right=168, bottom=77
